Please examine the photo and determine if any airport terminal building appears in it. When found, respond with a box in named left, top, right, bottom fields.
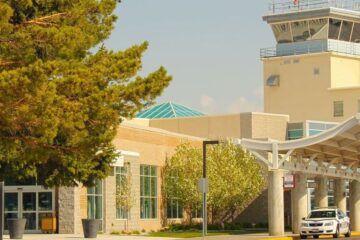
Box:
left=5, top=0, right=360, bottom=236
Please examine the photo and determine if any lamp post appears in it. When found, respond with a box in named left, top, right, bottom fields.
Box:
left=202, top=140, right=219, bottom=238
left=0, top=181, right=4, bottom=240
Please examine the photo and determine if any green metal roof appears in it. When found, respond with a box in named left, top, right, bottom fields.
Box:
left=136, top=102, right=205, bottom=119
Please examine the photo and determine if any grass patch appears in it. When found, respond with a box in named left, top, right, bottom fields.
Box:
left=148, top=229, right=268, bottom=238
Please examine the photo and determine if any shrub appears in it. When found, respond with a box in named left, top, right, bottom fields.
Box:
left=242, top=222, right=253, bottom=228
left=256, top=222, right=269, bottom=228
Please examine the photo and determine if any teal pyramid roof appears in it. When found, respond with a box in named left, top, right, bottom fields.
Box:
left=136, top=102, right=205, bottom=119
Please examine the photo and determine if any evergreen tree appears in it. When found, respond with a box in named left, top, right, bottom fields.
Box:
left=0, top=0, right=172, bottom=186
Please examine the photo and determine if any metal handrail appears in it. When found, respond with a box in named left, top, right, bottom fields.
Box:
left=268, top=0, right=360, bottom=14
left=260, top=40, right=360, bottom=58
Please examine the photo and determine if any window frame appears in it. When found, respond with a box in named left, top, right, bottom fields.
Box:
left=140, top=165, right=158, bottom=219
left=87, top=179, right=103, bottom=231
left=333, top=101, right=344, bottom=117
left=115, top=166, right=129, bottom=220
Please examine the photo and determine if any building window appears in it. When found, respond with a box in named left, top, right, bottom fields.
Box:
left=116, top=166, right=129, bottom=219
left=87, top=179, right=103, bottom=231
left=313, top=68, right=320, bottom=75
left=191, top=206, right=202, bottom=219
left=167, top=199, right=183, bottom=219
left=334, top=101, right=344, bottom=117
left=140, top=165, right=157, bottom=219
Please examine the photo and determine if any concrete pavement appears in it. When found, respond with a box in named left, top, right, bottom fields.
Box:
left=4, top=233, right=360, bottom=240
left=0, top=234, right=176, bottom=240
left=0, top=233, right=275, bottom=240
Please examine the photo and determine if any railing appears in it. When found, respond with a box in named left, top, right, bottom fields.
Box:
left=268, top=0, right=360, bottom=14
left=260, top=40, right=360, bottom=58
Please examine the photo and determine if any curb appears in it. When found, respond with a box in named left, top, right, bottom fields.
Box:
left=259, top=231, right=360, bottom=240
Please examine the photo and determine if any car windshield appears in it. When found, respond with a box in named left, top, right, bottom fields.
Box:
left=309, top=210, right=336, bottom=219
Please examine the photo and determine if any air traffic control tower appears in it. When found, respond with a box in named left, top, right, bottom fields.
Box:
left=262, top=0, right=360, bottom=123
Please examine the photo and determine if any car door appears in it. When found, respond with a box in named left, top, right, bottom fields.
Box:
left=338, top=210, right=348, bottom=233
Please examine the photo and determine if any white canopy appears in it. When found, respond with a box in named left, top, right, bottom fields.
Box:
left=237, top=114, right=360, bottom=180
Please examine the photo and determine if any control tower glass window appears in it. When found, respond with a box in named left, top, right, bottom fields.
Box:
left=309, top=18, right=329, bottom=40
left=340, top=20, right=353, bottom=41
left=329, top=18, right=342, bottom=40
left=291, top=21, right=310, bottom=42
left=351, top=23, right=360, bottom=43
left=272, top=23, right=292, bottom=43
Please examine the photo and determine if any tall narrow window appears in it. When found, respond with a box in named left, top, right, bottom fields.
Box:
left=166, top=171, right=183, bottom=219
left=339, top=21, right=353, bottom=41
left=87, top=179, right=103, bottom=231
left=334, top=101, right=344, bottom=117
left=291, top=21, right=310, bottom=42
left=167, top=199, right=183, bottom=219
left=140, top=165, right=157, bottom=219
left=116, top=166, right=130, bottom=219
left=329, top=19, right=342, bottom=40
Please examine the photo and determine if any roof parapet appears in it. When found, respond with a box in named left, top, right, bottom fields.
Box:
left=268, top=0, right=360, bottom=15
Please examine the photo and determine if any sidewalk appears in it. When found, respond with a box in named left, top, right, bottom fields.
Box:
left=0, top=234, right=177, bottom=240
left=0, top=233, right=279, bottom=240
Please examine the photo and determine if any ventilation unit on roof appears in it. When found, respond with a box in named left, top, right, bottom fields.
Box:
left=266, top=75, right=280, bottom=87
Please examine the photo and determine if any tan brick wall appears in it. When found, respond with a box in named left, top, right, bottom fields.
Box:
left=79, top=186, right=87, bottom=221
left=104, top=155, right=141, bottom=233
left=100, top=124, right=202, bottom=232
left=251, top=113, right=289, bottom=141
left=58, top=187, right=82, bottom=234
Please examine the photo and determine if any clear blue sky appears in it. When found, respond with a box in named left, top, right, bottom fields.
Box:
left=105, top=0, right=276, bottom=114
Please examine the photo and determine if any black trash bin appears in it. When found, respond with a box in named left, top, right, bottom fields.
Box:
left=82, top=219, right=100, bottom=238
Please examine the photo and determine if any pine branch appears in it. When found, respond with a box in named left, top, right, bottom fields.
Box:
left=23, top=12, right=67, bottom=26
left=0, top=61, right=15, bottom=66
left=7, top=135, right=77, bottom=153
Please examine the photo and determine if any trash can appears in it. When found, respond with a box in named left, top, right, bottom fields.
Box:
left=40, top=213, right=57, bottom=234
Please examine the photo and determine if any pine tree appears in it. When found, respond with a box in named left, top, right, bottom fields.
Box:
left=0, top=0, right=172, bottom=187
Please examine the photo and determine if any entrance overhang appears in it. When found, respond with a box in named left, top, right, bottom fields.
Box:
left=236, top=114, right=360, bottom=180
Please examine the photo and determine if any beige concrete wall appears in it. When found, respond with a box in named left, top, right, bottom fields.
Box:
left=264, top=52, right=360, bottom=122
left=331, top=55, right=360, bottom=88
left=144, top=112, right=289, bottom=141
left=148, top=114, right=242, bottom=139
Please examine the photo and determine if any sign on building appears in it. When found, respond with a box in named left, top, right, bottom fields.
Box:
left=307, top=181, right=318, bottom=189
left=283, top=175, right=295, bottom=189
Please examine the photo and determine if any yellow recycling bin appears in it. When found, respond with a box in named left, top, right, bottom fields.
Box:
left=40, top=213, right=57, bottom=234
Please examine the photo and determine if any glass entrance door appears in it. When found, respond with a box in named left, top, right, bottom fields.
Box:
left=4, top=189, right=54, bottom=233
left=4, top=192, right=18, bottom=230
left=22, top=192, right=37, bottom=230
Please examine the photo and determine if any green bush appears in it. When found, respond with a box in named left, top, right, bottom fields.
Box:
left=131, top=230, right=140, bottom=235
left=208, top=224, right=222, bottom=230
left=256, top=222, right=269, bottom=228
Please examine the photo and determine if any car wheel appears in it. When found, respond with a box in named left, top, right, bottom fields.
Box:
left=313, top=235, right=319, bottom=239
left=300, top=235, right=307, bottom=239
left=345, top=225, right=351, bottom=238
left=333, top=225, right=340, bottom=238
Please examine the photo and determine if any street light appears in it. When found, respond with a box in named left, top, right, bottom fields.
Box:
left=201, top=140, right=219, bottom=239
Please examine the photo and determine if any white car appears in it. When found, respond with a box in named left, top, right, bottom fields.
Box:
left=300, top=208, right=351, bottom=239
